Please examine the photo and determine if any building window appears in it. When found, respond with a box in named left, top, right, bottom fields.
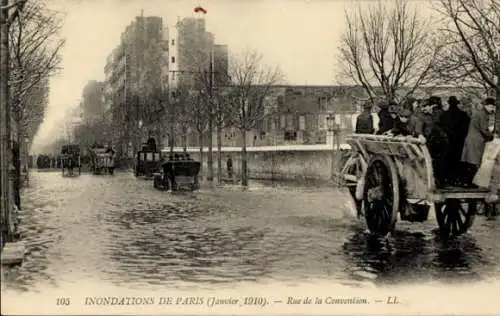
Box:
left=286, top=114, right=293, bottom=130
left=171, top=56, right=175, bottom=63
left=299, top=115, right=306, bottom=131
left=318, top=115, right=326, bottom=130
left=284, top=131, right=297, bottom=141
left=280, top=115, right=285, bottom=128
left=171, top=39, right=175, bottom=46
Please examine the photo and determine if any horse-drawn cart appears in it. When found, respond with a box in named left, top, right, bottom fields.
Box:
left=153, top=157, right=201, bottom=192
left=340, top=134, right=499, bottom=239
left=89, top=146, right=115, bottom=175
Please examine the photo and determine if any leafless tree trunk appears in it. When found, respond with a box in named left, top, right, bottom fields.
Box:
left=198, top=132, right=204, bottom=174
left=337, top=0, right=441, bottom=104
left=9, top=0, right=63, bottom=202
left=434, top=0, right=500, bottom=131
left=229, top=49, right=284, bottom=186
left=1, top=0, right=29, bottom=241
left=217, top=124, right=222, bottom=184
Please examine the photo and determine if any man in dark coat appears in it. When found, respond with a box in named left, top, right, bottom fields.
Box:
left=461, top=97, right=496, bottom=187
left=355, top=102, right=374, bottom=134
left=420, top=100, right=450, bottom=188
left=376, top=102, right=395, bottom=134
left=439, top=96, right=471, bottom=186
left=391, top=107, right=425, bottom=139
left=427, top=96, right=443, bottom=124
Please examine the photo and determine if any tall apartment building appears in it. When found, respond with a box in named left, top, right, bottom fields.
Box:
left=104, top=15, right=168, bottom=157
left=81, top=80, right=105, bottom=125
left=168, top=17, right=228, bottom=90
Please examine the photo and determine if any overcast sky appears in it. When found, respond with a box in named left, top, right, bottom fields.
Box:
left=31, top=0, right=433, bottom=152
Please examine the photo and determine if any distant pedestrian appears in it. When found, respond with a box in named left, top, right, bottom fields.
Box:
left=226, top=156, right=233, bottom=179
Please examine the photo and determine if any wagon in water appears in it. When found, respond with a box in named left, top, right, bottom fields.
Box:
left=60, top=144, right=81, bottom=177
left=135, top=138, right=162, bottom=179
left=153, top=153, right=201, bottom=192
left=89, top=146, right=115, bottom=175
left=339, top=134, right=499, bottom=239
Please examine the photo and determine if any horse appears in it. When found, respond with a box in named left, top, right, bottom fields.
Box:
left=62, top=156, right=75, bottom=176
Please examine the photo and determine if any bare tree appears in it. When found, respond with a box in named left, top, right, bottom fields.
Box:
left=213, top=88, right=236, bottom=184
left=434, top=0, right=500, bottom=130
left=190, top=66, right=236, bottom=184
left=174, top=20, right=218, bottom=181
left=229, top=49, right=284, bottom=186
left=337, top=0, right=441, bottom=104
left=9, top=0, right=63, bottom=148
left=185, top=90, right=208, bottom=173
left=1, top=0, right=30, bottom=232
left=170, top=84, right=195, bottom=152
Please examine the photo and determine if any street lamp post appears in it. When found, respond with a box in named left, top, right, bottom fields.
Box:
left=326, top=113, right=341, bottom=186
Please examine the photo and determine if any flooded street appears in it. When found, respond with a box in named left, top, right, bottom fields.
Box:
left=2, top=171, right=500, bottom=293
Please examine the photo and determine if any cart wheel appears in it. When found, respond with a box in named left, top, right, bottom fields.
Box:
left=363, top=155, right=400, bottom=236
left=341, top=154, right=364, bottom=217
left=476, top=201, right=496, bottom=218
left=435, top=200, right=476, bottom=238
left=348, top=186, right=363, bottom=219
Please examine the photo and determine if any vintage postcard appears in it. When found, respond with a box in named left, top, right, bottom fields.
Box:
left=1, top=0, right=500, bottom=315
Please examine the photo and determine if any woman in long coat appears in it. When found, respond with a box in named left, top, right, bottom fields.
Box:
left=461, top=98, right=496, bottom=186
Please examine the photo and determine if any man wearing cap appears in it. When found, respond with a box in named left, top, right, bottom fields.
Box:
left=390, top=107, right=424, bottom=139
left=355, top=101, right=375, bottom=134
left=426, top=96, right=443, bottom=124
left=420, top=98, right=450, bottom=187
left=461, top=97, right=496, bottom=187
left=377, top=102, right=395, bottom=134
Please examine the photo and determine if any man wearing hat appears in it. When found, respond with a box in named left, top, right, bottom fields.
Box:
left=461, top=97, right=496, bottom=187
left=355, top=101, right=375, bottom=134
left=439, top=96, right=471, bottom=185
left=391, top=107, right=424, bottom=139
left=377, top=101, right=396, bottom=134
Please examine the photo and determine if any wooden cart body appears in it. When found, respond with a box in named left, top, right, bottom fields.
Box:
left=153, top=160, right=201, bottom=192
left=340, top=134, right=498, bottom=238
left=135, top=150, right=162, bottom=178
left=90, top=147, right=115, bottom=175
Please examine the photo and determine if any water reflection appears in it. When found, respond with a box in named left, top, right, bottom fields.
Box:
left=343, top=226, right=492, bottom=284
left=102, top=204, right=275, bottom=287
left=3, top=172, right=500, bottom=293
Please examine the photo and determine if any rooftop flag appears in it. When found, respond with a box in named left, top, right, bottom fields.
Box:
left=194, top=6, right=207, bottom=14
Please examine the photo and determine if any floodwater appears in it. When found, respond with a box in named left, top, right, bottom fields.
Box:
left=2, top=171, right=500, bottom=293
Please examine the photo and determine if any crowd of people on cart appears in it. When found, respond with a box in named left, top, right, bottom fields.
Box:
left=354, top=96, right=497, bottom=189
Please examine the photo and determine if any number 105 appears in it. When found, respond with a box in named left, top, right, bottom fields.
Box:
left=56, top=297, right=70, bottom=305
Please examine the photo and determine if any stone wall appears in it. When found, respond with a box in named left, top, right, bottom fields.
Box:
left=165, top=144, right=350, bottom=181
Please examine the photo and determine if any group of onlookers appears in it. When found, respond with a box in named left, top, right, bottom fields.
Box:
left=355, top=96, right=497, bottom=188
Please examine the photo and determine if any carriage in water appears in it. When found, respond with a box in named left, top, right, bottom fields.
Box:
left=339, top=134, right=499, bottom=239
left=60, top=144, right=81, bottom=177
left=134, top=138, right=162, bottom=179
left=89, top=145, right=115, bottom=175
left=153, top=153, right=201, bottom=192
